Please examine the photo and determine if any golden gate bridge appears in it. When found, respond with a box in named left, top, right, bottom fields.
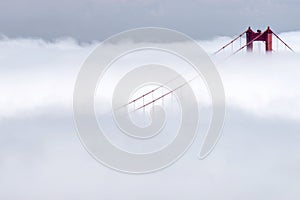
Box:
left=214, top=26, right=294, bottom=56
left=117, top=27, right=294, bottom=112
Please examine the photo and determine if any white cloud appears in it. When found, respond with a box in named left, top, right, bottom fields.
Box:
left=0, top=32, right=300, bottom=199
left=0, top=37, right=96, bottom=118
left=0, top=32, right=299, bottom=120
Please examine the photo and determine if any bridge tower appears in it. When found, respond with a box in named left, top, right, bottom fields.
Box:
left=214, top=26, right=294, bottom=56
left=246, top=26, right=273, bottom=52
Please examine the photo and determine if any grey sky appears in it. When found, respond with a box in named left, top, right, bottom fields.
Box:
left=0, top=0, right=300, bottom=41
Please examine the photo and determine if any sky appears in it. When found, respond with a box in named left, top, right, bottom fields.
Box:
left=0, top=0, right=300, bottom=199
left=1, top=0, right=300, bottom=41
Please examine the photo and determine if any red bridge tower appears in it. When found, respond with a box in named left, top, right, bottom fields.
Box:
left=214, top=26, right=294, bottom=56
left=246, top=26, right=273, bottom=52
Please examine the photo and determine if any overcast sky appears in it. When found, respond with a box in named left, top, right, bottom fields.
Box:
left=0, top=0, right=300, bottom=41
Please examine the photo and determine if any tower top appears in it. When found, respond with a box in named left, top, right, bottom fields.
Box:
left=214, top=26, right=294, bottom=55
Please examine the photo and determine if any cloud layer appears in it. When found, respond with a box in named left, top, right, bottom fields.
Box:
left=0, top=31, right=300, bottom=199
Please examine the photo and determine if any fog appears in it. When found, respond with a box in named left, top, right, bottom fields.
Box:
left=0, top=31, right=299, bottom=199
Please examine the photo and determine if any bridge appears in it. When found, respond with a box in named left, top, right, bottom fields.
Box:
left=116, top=27, right=294, bottom=112
left=214, top=26, right=294, bottom=56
